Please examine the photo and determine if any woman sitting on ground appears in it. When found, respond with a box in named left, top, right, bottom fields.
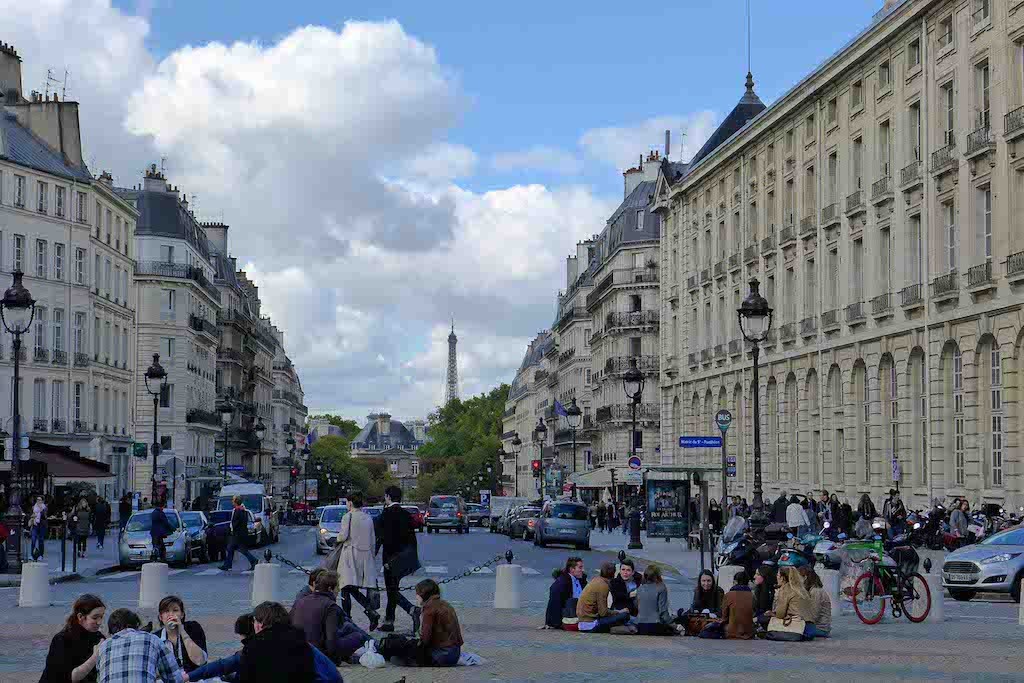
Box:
left=635, top=565, right=682, bottom=636
left=800, top=566, right=832, bottom=638
left=721, top=571, right=755, bottom=639
left=690, top=569, right=724, bottom=615
left=544, top=556, right=586, bottom=629
left=771, top=566, right=817, bottom=638
left=752, top=565, right=777, bottom=629
left=291, top=570, right=369, bottom=665
left=40, top=594, right=106, bottom=683
left=609, top=558, right=643, bottom=616
left=155, top=595, right=209, bottom=674
left=415, top=579, right=464, bottom=666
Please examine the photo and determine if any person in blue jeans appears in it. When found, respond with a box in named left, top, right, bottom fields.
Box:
left=219, top=496, right=258, bottom=572
left=30, top=496, right=47, bottom=560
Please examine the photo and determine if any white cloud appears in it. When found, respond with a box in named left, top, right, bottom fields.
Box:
left=401, top=142, right=477, bottom=182
left=580, top=112, right=718, bottom=169
left=491, top=146, right=582, bottom=175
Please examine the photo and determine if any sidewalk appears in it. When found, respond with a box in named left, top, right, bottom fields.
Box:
left=589, top=529, right=706, bottom=581
left=0, top=531, right=121, bottom=586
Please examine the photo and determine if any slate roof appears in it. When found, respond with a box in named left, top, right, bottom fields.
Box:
left=688, top=73, right=766, bottom=169
left=352, top=419, right=423, bottom=450
left=661, top=159, right=689, bottom=186
left=601, top=180, right=661, bottom=257
left=0, top=111, right=92, bottom=182
left=116, top=186, right=213, bottom=260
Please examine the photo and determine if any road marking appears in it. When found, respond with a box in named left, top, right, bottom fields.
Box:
left=425, top=566, right=447, bottom=574
left=520, top=567, right=540, bottom=575
left=469, top=566, right=493, bottom=574
left=194, top=568, right=222, bottom=576
left=98, top=571, right=137, bottom=581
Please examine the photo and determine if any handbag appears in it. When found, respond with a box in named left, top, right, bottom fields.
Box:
left=384, top=545, right=421, bottom=579
left=766, top=616, right=807, bottom=642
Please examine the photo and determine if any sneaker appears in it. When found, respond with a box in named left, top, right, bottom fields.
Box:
left=609, top=625, right=636, bottom=635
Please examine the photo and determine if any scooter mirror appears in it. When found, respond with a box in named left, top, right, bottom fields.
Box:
left=823, top=521, right=831, bottom=529
left=913, top=522, right=921, bottom=529
left=838, top=533, right=847, bottom=540
left=786, top=533, right=794, bottom=539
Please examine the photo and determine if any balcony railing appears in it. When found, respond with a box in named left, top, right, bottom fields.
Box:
left=779, top=225, right=796, bottom=246
left=713, top=261, right=726, bottom=278
left=966, top=126, right=994, bottom=156
left=33, top=347, right=49, bottom=362
left=136, top=260, right=222, bottom=303
left=700, top=348, right=711, bottom=363
left=780, top=322, right=796, bottom=342
left=74, top=420, right=89, bottom=433
left=688, top=352, right=698, bottom=367
left=846, top=302, right=866, bottom=323
left=594, top=403, right=659, bottom=423
left=800, top=316, right=818, bottom=337
left=821, top=203, right=838, bottom=224
left=605, top=355, right=659, bottom=376
left=189, top=314, right=220, bottom=337
left=606, top=310, right=659, bottom=330
left=1007, top=250, right=1024, bottom=278
left=728, top=253, right=740, bottom=271
left=51, top=418, right=66, bottom=433
left=534, top=369, right=549, bottom=384
left=761, top=233, right=776, bottom=254
left=846, top=190, right=864, bottom=213
left=33, top=417, right=48, bottom=432
left=931, top=142, right=957, bottom=171
left=744, top=244, right=758, bottom=263
left=728, top=339, right=741, bottom=356
left=899, top=283, right=923, bottom=307
left=822, top=309, right=839, bottom=329
left=687, top=275, right=698, bottom=290
left=700, top=268, right=711, bottom=284
left=871, top=292, right=893, bottom=316
left=714, top=343, right=725, bottom=358
left=799, top=215, right=816, bottom=238
left=52, top=349, right=68, bottom=365
left=74, top=352, right=90, bottom=367
left=931, top=270, right=959, bottom=298
left=900, top=161, right=922, bottom=187
left=558, top=347, right=575, bottom=365
left=871, top=176, right=892, bottom=200
left=186, top=408, right=221, bottom=427
left=217, top=348, right=243, bottom=362
left=967, top=260, right=993, bottom=288
left=1006, top=105, right=1024, bottom=136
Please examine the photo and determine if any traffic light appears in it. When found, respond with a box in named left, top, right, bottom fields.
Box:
left=290, top=467, right=299, bottom=478
left=531, top=459, right=541, bottom=477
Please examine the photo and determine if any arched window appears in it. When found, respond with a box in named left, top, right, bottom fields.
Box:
left=806, top=369, right=820, bottom=484
left=854, top=361, right=870, bottom=485
left=980, top=339, right=1004, bottom=488
left=880, top=354, right=898, bottom=485
left=767, top=377, right=779, bottom=484
left=786, top=373, right=799, bottom=485
left=827, top=364, right=843, bottom=484
left=733, top=383, right=744, bottom=486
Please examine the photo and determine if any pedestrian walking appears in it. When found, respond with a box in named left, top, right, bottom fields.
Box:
left=334, top=492, right=381, bottom=630
left=72, top=498, right=92, bottom=559
left=118, top=494, right=133, bottom=538
left=30, top=495, right=47, bottom=560
left=786, top=496, right=809, bottom=537
left=375, top=485, right=420, bottom=633
left=219, top=495, right=258, bottom=572
left=772, top=492, right=789, bottom=524
left=596, top=503, right=606, bottom=532
left=149, top=499, right=172, bottom=563
left=621, top=502, right=629, bottom=537
left=883, top=489, right=907, bottom=536
left=857, top=493, right=877, bottom=521
left=606, top=501, right=617, bottom=532
left=588, top=503, right=597, bottom=530
left=239, top=602, right=316, bottom=683
left=97, top=608, right=184, bottom=683
left=93, top=497, right=111, bottom=550
left=40, top=594, right=106, bottom=683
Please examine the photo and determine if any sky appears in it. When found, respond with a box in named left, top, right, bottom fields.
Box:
left=5, top=0, right=885, bottom=424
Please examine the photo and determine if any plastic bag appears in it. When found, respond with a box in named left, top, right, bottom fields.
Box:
left=359, top=640, right=386, bottom=669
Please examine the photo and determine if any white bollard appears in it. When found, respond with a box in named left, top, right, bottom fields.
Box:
left=251, top=562, right=281, bottom=608
left=494, top=564, right=522, bottom=609
left=139, top=562, right=169, bottom=609
left=717, top=564, right=742, bottom=591
left=924, top=573, right=944, bottom=623
left=1018, top=580, right=1024, bottom=626
left=821, top=569, right=842, bottom=622
left=18, top=562, right=50, bottom=607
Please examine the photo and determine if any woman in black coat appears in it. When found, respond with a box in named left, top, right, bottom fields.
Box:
left=40, top=594, right=106, bottom=683
left=857, top=494, right=878, bottom=521
left=690, top=570, right=724, bottom=614
left=544, top=557, right=587, bottom=628
left=155, top=596, right=208, bottom=673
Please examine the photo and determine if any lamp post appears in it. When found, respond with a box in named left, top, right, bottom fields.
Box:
left=737, top=277, right=773, bottom=530
left=253, top=417, right=267, bottom=482
left=533, top=418, right=547, bottom=497
left=1, top=270, right=34, bottom=574
left=565, top=398, right=582, bottom=477
left=510, top=433, right=522, bottom=497
left=144, top=354, right=168, bottom=506
left=219, top=402, right=234, bottom=484
left=623, top=357, right=645, bottom=550
left=301, top=445, right=311, bottom=517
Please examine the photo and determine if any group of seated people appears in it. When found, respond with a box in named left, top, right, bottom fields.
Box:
left=545, top=556, right=832, bottom=640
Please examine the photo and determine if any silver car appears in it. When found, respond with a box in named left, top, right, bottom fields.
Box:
left=315, top=505, right=348, bottom=555
left=118, top=509, right=190, bottom=568
left=534, top=501, right=591, bottom=550
left=943, top=525, right=1024, bottom=602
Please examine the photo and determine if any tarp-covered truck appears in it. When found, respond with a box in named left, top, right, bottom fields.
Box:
left=488, top=496, right=530, bottom=531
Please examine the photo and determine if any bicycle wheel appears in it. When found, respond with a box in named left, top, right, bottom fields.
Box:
left=852, top=571, right=886, bottom=624
left=900, top=572, right=932, bottom=623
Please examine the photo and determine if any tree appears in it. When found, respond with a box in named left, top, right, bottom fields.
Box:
left=309, top=414, right=362, bottom=441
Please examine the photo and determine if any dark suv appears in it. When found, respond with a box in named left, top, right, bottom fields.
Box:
left=425, top=495, right=469, bottom=534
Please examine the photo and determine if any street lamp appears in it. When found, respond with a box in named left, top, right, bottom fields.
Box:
left=738, top=277, right=773, bottom=529
left=510, top=433, right=522, bottom=497
left=623, top=358, right=645, bottom=550
left=533, top=418, right=547, bottom=496
left=1, top=270, right=34, bottom=574
left=565, top=398, right=582, bottom=477
left=254, top=417, right=267, bottom=482
left=301, top=445, right=311, bottom=512
left=218, top=402, right=234, bottom=483
left=144, top=354, right=168, bottom=507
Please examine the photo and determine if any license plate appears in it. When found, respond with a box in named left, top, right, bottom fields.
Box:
left=559, top=529, right=574, bottom=534
left=946, top=573, right=975, bottom=582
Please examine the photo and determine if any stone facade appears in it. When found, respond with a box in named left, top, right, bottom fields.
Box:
left=351, top=412, right=426, bottom=493
left=656, top=0, right=1024, bottom=509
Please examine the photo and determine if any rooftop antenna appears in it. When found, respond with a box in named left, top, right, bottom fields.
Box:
left=44, top=69, right=60, bottom=99
left=746, top=0, right=752, bottom=75
left=160, top=156, right=168, bottom=171
left=62, top=69, right=70, bottom=100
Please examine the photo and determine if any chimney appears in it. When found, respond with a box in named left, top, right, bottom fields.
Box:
left=8, top=93, right=85, bottom=169
left=143, top=164, right=167, bottom=192
left=377, top=412, right=392, bottom=436
left=98, top=171, right=114, bottom=187
left=665, top=129, right=671, bottom=158
left=0, top=41, right=23, bottom=103
left=202, top=221, right=230, bottom=254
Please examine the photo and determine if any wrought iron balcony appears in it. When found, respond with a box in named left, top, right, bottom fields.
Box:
left=779, top=225, right=796, bottom=246
left=605, top=310, right=659, bottom=330
left=687, top=275, right=698, bottom=290
left=967, top=261, right=994, bottom=288
left=594, top=403, right=659, bottom=424
left=74, top=352, right=90, bottom=367
left=558, top=347, right=575, bottom=365
left=800, top=316, right=817, bottom=337
left=728, top=339, right=741, bottom=356
left=33, top=418, right=48, bottom=432
left=218, top=348, right=244, bottom=362
left=605, top=355, right=659, bottom=376
left=728, top=253, right=740, bottom=271
left=534, top=369, right=549, bottom=384
left=931, top=270, right=959, bottom=299
left=189, top=314, right=220, bottom=337
left=871, top=176, right=892, bottom=201
left=714, top=261, right=726, bottom=278
left=33, top=347, right=49, bottom=362
left=714, top=343, right=725, bottom=358
left=846, top=190, right=864, bottom=214
left=899, top=283, right=923, bottom=308
left=700, top=268, right=711, bottom=284
left=1007, top=250, right=1024, bottom=279
left=1006, top=105, right=1024, bottom=137
left=744, top=244, right=758, bottom=264
left=74, top=420, right=89, bottom=433
left=780, top=322, right=796, bottom=342
left=136, top=260, right=222, bottom=304
left=821, top=203, right=839, bottom=226
left=846, top=302, right=866, bottom=323
left=900, top=161, right=922, bottom=188
left=51, top=418, right=66, bottom=433
left=700, top=348, right=711, bottom=363
left=761, top=233, right=776, bottom=255
left=187, top=408, right=221, bottom=427
left=871, top=292, right=893, bottom=316
left=52, top=349, right=68, bottom=365
left=931, top=142, right=957, bottom=172
left=966, top=126, right=994, bottom=156
left=688, top=352, right=698, bottom=367
left=799, top=215, right=816, bottom=238
left=822, top=309, right=840, bottom=330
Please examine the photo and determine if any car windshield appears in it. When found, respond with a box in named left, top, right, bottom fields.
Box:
left=321, top=508, right=346, bottom=523
left=365, top=507, right=382, bottom=518
left=430, top=496, right=459, bottom=511
left=126, top=511, right=180, bottom=532
left=518, top=509, right=540, bottom=519
left=181, top=513, right=204, bottom=528
left=549, top=504, right=588, bottom=521
left=217, top=495, right=263, bottom=513
left=979, top=528, right=1024, bottom=546
left=209, top=510, right=232, bottom=524
left=466, top=504, right=481, bottom=511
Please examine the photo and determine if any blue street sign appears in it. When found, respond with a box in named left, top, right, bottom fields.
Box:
left=226, top=464, right=244, bottom=472
left=679, top=436, right=723, bottom=448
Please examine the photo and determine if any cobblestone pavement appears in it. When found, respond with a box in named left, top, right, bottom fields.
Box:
left=3, top=525, right=1023, bottom=681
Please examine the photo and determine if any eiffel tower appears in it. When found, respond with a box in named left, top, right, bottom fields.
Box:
left=444, top=320, right=460, bottom=405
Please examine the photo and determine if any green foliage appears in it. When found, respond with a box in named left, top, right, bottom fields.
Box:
left=412, top=384, right=509, bottom=502
left=309, top=414, right=362, bottom=441
left=309, top=435, right=398, bottom=501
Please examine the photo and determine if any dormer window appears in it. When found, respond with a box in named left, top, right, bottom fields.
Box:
left=635, top=209, right=644, bottom=231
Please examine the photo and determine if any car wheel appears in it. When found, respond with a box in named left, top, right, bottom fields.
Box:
left=950, top=589, right=976, bottom=602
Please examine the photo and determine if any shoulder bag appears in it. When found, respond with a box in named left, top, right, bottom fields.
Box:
left=766, top=615, right=807, bottom=642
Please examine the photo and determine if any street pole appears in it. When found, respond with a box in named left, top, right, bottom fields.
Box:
left=628, top=394, right=643, bottom=550
left=223, top=422, right=229, bottom=483
left=151, top=395, right=159, bottom=504
left=751, top=342, right=763, bottom=517
left=7, top=335, right=23, bottom=572
left=721, top=437, right=728, bottom=510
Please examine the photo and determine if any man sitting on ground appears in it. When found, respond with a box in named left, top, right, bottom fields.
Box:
left=97, top=608, right=184, bottom=683
left=291, top=570, right=369, bottom=665
left=239, top=602, right=316, bottom=683
left=295, top=568, right=327, bottom=604
left=577, top=562, right=632, bottom=633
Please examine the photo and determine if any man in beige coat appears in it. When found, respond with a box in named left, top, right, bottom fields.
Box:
left=335, top=492, right=381, bottom=629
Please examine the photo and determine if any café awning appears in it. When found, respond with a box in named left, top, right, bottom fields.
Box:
left=27, top=440, right=113, bottom=485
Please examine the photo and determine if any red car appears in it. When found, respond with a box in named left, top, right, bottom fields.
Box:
left=403, top=505, right=425, bottom=532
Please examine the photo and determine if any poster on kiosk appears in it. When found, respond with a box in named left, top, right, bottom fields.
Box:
left=646, top=480, right=690, bottom=539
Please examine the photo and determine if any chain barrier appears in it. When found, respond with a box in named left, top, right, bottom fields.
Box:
left=271, top=551, right=511, bottom=592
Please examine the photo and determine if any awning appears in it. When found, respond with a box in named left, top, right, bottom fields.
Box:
left=28, top=440, right=111, bottom=479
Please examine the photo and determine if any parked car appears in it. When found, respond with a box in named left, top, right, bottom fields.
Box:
left=425, top=495, right=469, bottom=534
left=206, top=509, right=258, bottom=562
left=497, top=507, right=520, bottom=535
left=118, top=509, right=190, bottom=568
left=364, top=506, right=384, bottom=521
left=534, top=501, right=591, bottom=550
left=403, top=505, right=425, bottom=532
left=315, top=505, right=348, bottom=555
left=509, top=507, right=542, bottom=541
left=179, top=511, right=212, bottom=563
left=943, top=525, right=1024, bottom=602
left=465, top=503, right=489, bottom=527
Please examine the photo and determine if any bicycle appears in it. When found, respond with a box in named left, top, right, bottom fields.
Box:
left=851, top=545, right=931, bottom=624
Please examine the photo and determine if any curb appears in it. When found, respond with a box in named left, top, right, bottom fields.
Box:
left=94, top=564, right=126, bottom=576
left=0, top=572, right=81, bottom=588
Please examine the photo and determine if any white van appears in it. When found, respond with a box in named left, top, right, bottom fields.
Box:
left=216, top=483, right=279, bottom=545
